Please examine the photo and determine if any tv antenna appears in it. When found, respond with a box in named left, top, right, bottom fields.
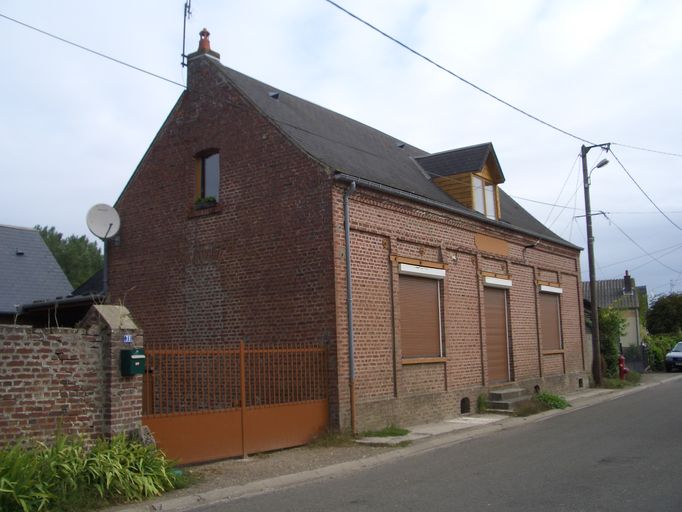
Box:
left=181, top=0, right=192, bottom=68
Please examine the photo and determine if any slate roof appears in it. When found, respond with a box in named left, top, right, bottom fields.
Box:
left=582, top=279, right=646, bottom=309
left=0, top=225, right=73, bottom=315
left=193, top=57, right=577, bottom=249
left=414, top=143, right=504, bottom=180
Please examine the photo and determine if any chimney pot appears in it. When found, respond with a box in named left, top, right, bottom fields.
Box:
left=198, top=28, right=211, bottom=52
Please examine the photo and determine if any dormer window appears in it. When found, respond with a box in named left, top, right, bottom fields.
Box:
left=195, top=150, right=220, bottom=206
left=473, top=175, right=497, bottom=220
left=415, top=142, right=504, bottom=222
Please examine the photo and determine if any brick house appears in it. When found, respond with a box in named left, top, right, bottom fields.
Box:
left=109, top=30, right=588, bottom=441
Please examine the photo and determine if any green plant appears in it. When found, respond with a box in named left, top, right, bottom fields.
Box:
left=194, top=196, right=217, bottom=208
left=601, top=377, right=627, bottom=389
left=307, top=431, right=356, bottom=448
left=624, top=370, right=641, bottom=384
left=0, top=434, right=182, bottom=512
left=86, top=434, right=177, bottom=501
left=0, top=442, right=52, bottom=512
left=599, top=307, right=627, bottom=377
left=476, top=394, right=488, bottom=413
left=535, top=392, right=571, bottom=410
left=644, top=334, right=678, bottom=371
left=361, top=425, right=409, bottom=438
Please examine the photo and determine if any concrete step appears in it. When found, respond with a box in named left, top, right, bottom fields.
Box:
left=486, top=387, right=532, bottom=414
left=488, top=387, right=527, bottom=401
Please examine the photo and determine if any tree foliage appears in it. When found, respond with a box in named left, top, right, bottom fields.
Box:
left=599, top=307, right=626, bottom=378
left=36, top=225, right=103, bottom=289
left=646, top=293, right=682, bottom=335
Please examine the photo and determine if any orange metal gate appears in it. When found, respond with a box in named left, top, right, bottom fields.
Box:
left=142, top=342, right=328, bottom=464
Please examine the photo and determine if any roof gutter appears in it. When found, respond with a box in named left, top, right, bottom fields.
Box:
left=334, top=173, right=580, bottom=251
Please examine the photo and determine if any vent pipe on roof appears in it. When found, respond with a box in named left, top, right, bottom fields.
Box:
left=15, top=249, right=24, bottom=256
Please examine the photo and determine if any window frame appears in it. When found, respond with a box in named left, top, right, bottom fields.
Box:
left=472, top=175, right=497, bottom=220
left=538, top=286, right=563, bottom=351
left=398, top=263, right=445, bottom=361
left=195, top=150, right=220, bottom=204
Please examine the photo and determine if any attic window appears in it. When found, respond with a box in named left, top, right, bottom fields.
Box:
left=195, top=150, right=220, bottom=206
left=473, top=175, right=497, bottom=220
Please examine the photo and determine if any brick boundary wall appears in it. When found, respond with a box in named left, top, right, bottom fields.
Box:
left=0, top=305, right=143, bottom=448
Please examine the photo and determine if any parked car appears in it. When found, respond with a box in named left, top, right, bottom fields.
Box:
left=664, top=342, right=682, bottom=372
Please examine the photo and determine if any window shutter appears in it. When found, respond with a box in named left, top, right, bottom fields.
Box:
left=399, top=275, right=441, bottom=358
left=539, top=293, right=562, bottom=350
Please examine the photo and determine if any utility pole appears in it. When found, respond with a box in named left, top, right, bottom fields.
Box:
left=581, top=143, right=610, bottom=387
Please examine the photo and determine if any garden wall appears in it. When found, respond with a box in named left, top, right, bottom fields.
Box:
left=0, top=305, right=143, bottom=447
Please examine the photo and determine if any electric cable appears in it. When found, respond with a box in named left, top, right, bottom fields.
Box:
left=0, top=12, right=185, bottom=88
left=610, top=149, right=682, bottom=231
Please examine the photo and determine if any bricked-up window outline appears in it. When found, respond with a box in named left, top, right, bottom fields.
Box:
left=398, top=263, right=445, bottom=359
left=539, top=289, right=563, bottom=351
left=195, top=150, right=220, bottom=202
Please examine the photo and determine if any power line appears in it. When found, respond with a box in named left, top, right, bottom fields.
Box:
left=610, top=149, right=682, bottom=231
left=601, top=212, right=682, bottom=274
left=543, top=154, right=580, bottom=224
left=600, top=242, right=682, bottom=270
left=323, top=0, right=594, bottom=144
left=612, top=142, right=682, bottom=158
left=0, top=12, right=185, bottom=88
left=323, top=1, right=682, bottom=158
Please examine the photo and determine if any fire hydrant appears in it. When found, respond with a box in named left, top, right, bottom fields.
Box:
left=618, top=354, right=629, bottom=380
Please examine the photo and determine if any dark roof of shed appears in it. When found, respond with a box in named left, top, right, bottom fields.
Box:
left=582, top=279, right=646, bottom=309
left=0, top=225, right=73, bottom=314
left=414, top=143, right=504, bottom=181
left=203, top=57, right=576, bottom=249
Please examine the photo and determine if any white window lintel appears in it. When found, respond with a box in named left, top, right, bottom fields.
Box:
left=484, top=276, right=512, bottom=289
left=399, top=263, right=445, bottom=280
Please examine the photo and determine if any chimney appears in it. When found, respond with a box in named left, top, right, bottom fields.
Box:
left=187, top=28, right=221, bottom=62
left=624, top=270, right=633, bottom=294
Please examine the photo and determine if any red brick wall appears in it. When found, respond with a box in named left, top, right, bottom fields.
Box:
left=332, top=186, right=588, bottom=430
left=0, top=318, right=143, bottom=447
left=108, top=56, right=339, bottom=421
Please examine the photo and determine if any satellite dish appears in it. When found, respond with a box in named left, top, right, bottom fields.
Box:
left=86, top=204, right=121, bottom=240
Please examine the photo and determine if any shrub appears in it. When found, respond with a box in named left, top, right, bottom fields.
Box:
left=0, top=434, right=182, bottom=512
left=599, top=308, right=626, bottom=378
left=645, top=334, right=678, bottom=371
left=535, top=392, right=571, bottom=410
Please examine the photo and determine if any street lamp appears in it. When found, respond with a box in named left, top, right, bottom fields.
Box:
left=581, top=143, right=610, bottom=386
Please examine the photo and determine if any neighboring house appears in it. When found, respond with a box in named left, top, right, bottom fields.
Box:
left=109, top=30, right=589, bottom=450
left=19, top=269, right=104, bottom=327
left=0, top=225, right=73, bottom=324
left=583, top=270, right=646, bottom=349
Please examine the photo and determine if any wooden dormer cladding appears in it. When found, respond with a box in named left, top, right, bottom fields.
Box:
left=416, top=143, right=505, bottom=220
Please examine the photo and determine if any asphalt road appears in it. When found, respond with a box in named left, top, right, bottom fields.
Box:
left=200, top=379, right=682, bottom=512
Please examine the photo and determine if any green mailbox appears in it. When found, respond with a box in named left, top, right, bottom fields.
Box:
left=120, top=348, right=146, bottom=376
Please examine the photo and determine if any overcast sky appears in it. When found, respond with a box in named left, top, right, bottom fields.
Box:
left=1, top=0, right=681, bottom=298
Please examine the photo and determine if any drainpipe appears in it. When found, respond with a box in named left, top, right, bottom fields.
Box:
left=343, top=181, right=357, bottom=434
